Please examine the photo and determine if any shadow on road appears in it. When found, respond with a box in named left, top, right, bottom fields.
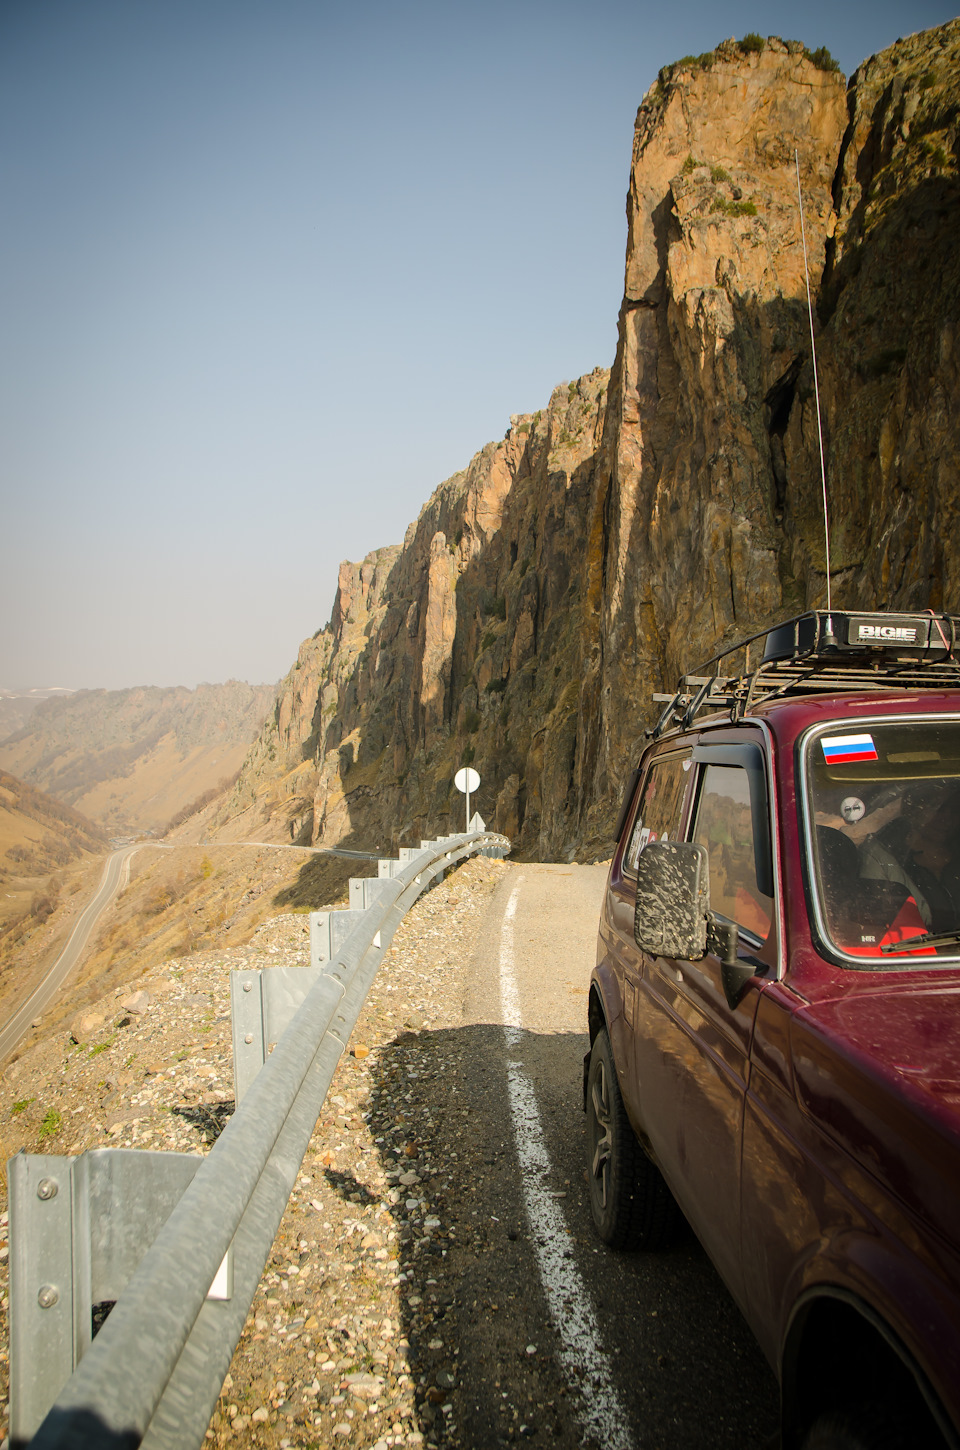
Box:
left=362, top=1023, right=779, bottom=1450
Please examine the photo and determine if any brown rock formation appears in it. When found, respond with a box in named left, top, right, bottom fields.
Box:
left=220, top=24, right=960, bottom=867
left=814, top=21, right=960, bottom=609
left=216, top=375, right=609, bottom=857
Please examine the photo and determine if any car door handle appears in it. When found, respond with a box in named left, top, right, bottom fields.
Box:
left=658, top=961, right=684, bottom=984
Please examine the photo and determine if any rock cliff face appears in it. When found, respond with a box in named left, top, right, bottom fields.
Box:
left=221, top=23, right=960, bottom=864
left=814, top=23, right=960, bottom=608
left=218, top=374, right=609, bottom=855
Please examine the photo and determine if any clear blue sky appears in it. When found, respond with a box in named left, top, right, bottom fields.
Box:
left=2, top=0, right=955, bottom=691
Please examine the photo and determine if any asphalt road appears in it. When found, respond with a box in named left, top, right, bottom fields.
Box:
left=432, top=862, right=780, bottom=1449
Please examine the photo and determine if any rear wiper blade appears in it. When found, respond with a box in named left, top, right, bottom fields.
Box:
left=881, top=927, right=960, bottom=954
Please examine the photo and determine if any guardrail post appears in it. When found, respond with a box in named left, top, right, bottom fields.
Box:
left=8, top=1152, right=75, bottom=1445
left=8, top=1148, right=232, bottom=1442
left=232, top=964, right=350, bottom=1103
left=230, top=969, right=266, bottom=1105
left=309, top=908, right=367, bottom=967
left=348, top=876, right=395, bottom=910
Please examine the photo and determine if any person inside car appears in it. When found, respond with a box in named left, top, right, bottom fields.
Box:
left=814, top=821, right=932, bottom=955
left=859, top=784, right=960, bottom=932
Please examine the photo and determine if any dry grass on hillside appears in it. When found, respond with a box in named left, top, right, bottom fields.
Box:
left=0, top=769, right=107, bottom=1021
left=73, top=736, right=252, bottom=834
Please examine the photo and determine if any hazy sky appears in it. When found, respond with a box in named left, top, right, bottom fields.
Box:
left=2, top=0, right=955, bottom=691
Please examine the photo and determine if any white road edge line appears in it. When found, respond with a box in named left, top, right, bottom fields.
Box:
left=499, top=879, right=635, bottom=1450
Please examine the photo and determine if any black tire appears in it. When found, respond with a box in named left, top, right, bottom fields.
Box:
left=585, top=1026, right=679, bottom=1249
left=801, top=1406, right=923, bottom=1450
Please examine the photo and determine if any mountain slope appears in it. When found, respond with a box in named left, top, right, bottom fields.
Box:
left=0, top=769, right=105, bottom=880
left=0, top=767, right=106, bottom=1010
left=0, top=681, right=276, bottom=834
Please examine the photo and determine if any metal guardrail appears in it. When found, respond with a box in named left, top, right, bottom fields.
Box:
left=7, top=830, right=510, bottom=1449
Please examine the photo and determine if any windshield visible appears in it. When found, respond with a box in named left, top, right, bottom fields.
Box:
left=804, top=719, right=960, bottom=967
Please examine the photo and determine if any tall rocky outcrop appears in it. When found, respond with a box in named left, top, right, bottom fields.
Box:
left=219, top=22, right=960, bottom=863
left=218, top=373, right=610, bottom=856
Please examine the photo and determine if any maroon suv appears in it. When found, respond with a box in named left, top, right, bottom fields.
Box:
left=586, top=610, right=960, bottom=1450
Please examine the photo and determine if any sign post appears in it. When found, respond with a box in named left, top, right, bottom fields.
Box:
left=454, top=766, right=481, bottom=832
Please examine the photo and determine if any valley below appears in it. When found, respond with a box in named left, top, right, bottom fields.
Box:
left=0, top=834, right=359, bottom=1067
left=0, top=680, right=275, bottom=838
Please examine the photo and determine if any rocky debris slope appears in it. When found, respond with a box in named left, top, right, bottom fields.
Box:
left=218, top=24, right=960, bottom=865
left=0, top=856, right=508, bottom=1450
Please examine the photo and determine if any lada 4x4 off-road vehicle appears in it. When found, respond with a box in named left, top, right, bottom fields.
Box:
left=585, top=610, right=960, bottom=1450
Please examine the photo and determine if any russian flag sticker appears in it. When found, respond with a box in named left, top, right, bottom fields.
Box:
left=822, top=733, right=879, bottom=764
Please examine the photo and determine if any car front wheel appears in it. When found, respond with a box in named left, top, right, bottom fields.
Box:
left=585, top=1026, right=678, bottom=1250
left=800, top=1407, right=922, bottom=1450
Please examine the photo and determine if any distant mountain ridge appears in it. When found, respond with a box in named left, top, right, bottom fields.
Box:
left=0, top=681, right=276, bottom=835
left=0, top=687, right=75, bottom=740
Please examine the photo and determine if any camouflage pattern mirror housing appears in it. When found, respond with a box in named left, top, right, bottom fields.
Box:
left=633, top=841, right=708, bottom=959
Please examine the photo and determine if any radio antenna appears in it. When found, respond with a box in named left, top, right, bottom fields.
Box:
left=795, top=148, right=835, bottom=640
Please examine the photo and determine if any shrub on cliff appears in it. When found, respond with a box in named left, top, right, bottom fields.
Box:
left=804, top=44, right=840, bottom=71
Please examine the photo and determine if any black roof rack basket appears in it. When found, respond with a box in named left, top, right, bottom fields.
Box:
left=649, top=609, right=960, bottom=740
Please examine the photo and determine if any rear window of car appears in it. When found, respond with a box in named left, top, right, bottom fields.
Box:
left=623, top=752, right=691, bottom=875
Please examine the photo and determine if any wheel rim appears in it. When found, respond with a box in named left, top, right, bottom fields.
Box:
left=590, top=1058, right=613, bottom=1209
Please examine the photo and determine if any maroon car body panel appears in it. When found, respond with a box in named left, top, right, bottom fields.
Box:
left=592, top=685, right=960, bottom=1444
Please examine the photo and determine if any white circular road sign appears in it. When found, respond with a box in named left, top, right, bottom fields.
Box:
left=454, top=767, right=481, bottom=793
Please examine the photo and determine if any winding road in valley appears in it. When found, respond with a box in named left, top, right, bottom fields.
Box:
left=0, top=845, right=166, bottom=1065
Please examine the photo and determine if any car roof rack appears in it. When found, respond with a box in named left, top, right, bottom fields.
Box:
left=648, top=609, right=960, bottom=740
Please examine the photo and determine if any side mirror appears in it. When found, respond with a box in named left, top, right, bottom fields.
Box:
left=634, top=842, right=756, bottom=1010
left=634, top=841, right=709, bottom=959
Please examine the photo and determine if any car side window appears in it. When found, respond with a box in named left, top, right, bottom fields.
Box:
left=692, top=763, right=773, bottom=942
left=624, top=753, right=691, bottom=875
